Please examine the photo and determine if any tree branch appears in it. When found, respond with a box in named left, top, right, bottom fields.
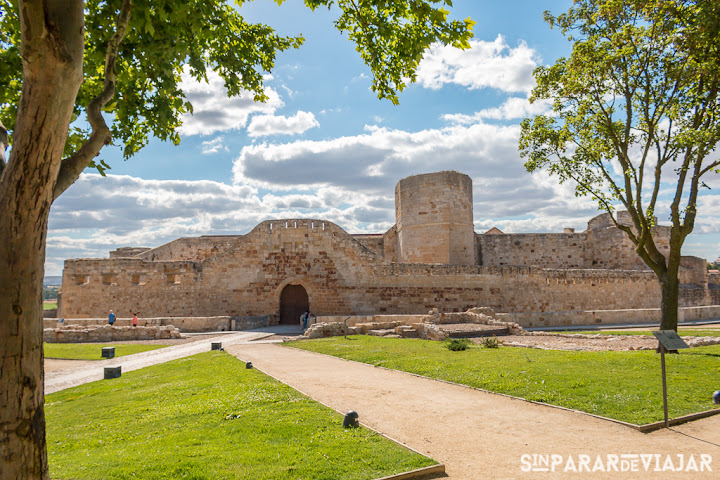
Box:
left=53, top=0, right=132, bottom=201
left=699, top=159, right=720, bottom=177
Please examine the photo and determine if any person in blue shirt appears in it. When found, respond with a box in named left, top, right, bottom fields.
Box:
left=108, top=310, right=116, bottom=326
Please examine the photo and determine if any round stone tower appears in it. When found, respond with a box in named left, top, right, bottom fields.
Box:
left=395, top=171, right=476, bottom=265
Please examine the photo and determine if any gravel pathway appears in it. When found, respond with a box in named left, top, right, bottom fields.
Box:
left=491, top=333, right=720, bottom=351
left=226, top=343, right=720, bottom=480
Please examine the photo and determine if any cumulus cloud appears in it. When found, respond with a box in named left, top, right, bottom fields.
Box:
left=201, top=136, right=229, bottom=154
left=416, top=35, right=540, bottom=93
left=443, top=96, right=553, bottom=123
left=233, top=122, right=530, bottom=193
left=247, top=111, right=320, bottom=137
left=177, top=70, right=283, bottom=136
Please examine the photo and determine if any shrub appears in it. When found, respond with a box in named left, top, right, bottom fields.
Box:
left=481, top=336, right=499, bottom=349
left=445, top=338, right=471, bottom=351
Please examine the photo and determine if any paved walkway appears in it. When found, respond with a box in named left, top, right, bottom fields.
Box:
left=45, top=331, right=271, bottom=394
left=225, top=343, right=720, bottom=480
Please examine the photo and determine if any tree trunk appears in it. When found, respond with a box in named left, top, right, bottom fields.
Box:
left=658, top=273, right=680, bottom=331
left=0, top=2, right=84, bottom=478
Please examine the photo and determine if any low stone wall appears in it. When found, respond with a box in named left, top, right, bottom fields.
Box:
left=314, top=315, right=426, bottom=326
left=43, top=309, right=57, bottom=318
left=496, top=305, right=720, bottom=328
left=231, top=315, right=276, bottom=331
left=44, top=325, right=181, bottom=343
left=45, top=315, right=274, bottom=332
left=45, top=316, right=229, bottom=332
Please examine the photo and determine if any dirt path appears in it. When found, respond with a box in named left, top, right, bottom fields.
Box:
left=226, top=343, right=720, bottom=480
left=44, top=358, right=94, bottom=373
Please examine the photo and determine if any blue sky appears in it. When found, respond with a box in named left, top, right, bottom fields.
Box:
left=45, top=0, right=720, bottom=275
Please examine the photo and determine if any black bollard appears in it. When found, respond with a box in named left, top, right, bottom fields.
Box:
left=104, top=366, right=122, bottom=379
left=101, top=347, right=115, bottom=359
left=343, top=410, right=359, bottom=428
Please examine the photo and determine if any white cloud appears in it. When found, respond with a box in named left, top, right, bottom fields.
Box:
left=416, top=35, right=539, bottom=93
left=201, top=136, right=229, bottom=154
left=177, top=70, right=283, bottom=136
left=320, top=107, right=342, bottom=115
left=247, top=111, right=319, bottom=137
left=443, top=96, right=553, bottom=123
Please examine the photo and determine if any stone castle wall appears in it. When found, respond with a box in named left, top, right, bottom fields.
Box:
left=137, top=235, right=241, bottom=262
left=477, top=216, right=671, bottom=271
left=58, top=171, right=717, bottom=324
left=59, top=217, right=711, bottom=320
left=478, top=233, right=586, bottom=268
left=710, top=273, right=720, bottom=305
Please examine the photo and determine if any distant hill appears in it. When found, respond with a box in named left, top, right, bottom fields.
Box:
left=44, top=276, right=62, bottom=286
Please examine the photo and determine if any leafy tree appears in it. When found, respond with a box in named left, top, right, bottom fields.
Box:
left=0, top=0, right=473, bottom=477
left=520, top=0, right=720, bottom=332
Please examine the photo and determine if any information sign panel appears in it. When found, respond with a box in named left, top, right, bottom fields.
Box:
left=652, top=330, right=689, bottom=350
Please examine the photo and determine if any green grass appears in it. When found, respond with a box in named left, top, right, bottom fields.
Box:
left=559, top=329, right=720, bottom=337
left=44, top=343, right=166, bottom=360
left=43, top=301, right=58, bottom=310
left=46, top=351, right=434, bottom=480
left=287, top=336, right=720, bottom=425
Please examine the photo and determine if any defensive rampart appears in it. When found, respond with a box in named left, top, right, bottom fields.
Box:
left=58, top=171, right=718, bottom=328
left=59, top=218, right=712, bottom=320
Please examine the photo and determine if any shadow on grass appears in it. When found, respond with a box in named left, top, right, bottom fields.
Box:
left=685, top=352, right=720, bottom=358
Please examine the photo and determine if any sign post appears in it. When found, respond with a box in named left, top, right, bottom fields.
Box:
left=651, top=330, right=689, bottom=428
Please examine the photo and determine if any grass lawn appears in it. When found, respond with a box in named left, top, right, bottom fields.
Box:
left=46, top=351, right=434, bottom=480
left=44, top=343, right=166, bottom=360
left=43, top=301, right=57, bottom=310
left=559, top=329, right=720, bottom=337
left=287, top=336, right=720, bottom=425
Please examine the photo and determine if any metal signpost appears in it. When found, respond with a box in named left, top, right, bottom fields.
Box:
left=652, top=330, right=689, bottom=428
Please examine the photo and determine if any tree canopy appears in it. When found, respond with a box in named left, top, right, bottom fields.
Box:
left=0, top=0, right=474, bottom=184
left=519, top=0, right=720, bottom=330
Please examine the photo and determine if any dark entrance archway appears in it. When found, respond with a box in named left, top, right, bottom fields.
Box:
left=279, top=284, right=309, bottom=325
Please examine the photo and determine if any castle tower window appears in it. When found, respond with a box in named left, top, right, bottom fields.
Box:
left=131, top=274, right=145, bottom=286
left=101, top=274, right=117, bottom=286
left=166, top=274, right=180, bottom=285
left=75, top=275, right=90, bottom=285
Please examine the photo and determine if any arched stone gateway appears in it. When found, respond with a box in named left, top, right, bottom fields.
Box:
left=279, top=284, right=309, bottom=325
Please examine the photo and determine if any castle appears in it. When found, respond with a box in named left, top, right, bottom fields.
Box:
left=58, top=171, right=719, bottom=328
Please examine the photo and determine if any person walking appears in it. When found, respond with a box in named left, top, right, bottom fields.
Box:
left=300, top=310, right=309, bottom=330
left=132, top=313, right=138, bottom=327
left=108, top=310, right=115, bottom=326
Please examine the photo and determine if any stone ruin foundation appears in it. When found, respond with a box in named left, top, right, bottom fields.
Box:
left=303, top=307, right=523, bottom=341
